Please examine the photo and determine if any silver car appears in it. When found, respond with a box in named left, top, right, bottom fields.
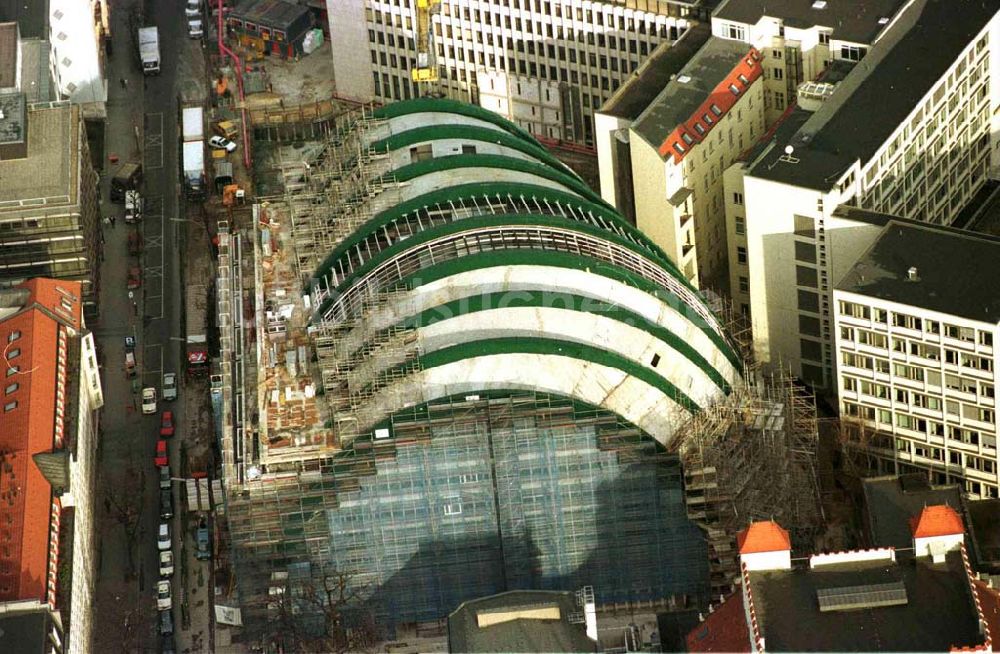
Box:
left=162, top=372, right=177, bottom=401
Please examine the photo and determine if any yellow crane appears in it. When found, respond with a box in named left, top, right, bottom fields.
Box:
left=412, top=0, right=442, bottom=86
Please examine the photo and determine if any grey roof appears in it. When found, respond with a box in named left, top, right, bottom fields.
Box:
left=749, top=551, right=984, bottom=651
left=17, top=38, right=53, bottom=103
left=632, top=37, right=751, bottom=151
left=862, top=475, right=964, bottom=549
left=0, top=608, right=55, bottom=654
left=600, top=22, right=712, bottom=120
left=750, top=0, right=1000, bottom=190
left=232, top=0, right=310, bottom=29
left=0, top=102, right=79, bottom=206
left=448, top=590, right=597, bottom=653
left=836, top=220, right=1000, bottom=324
left=713, top=0, right=910, bottom=44
left=967, top=499, right=1000, bottom=573
left=0, top=0, right=47, bottom=39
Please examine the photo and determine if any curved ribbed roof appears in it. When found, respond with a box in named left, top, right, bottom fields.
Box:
left=313, top=98, right=741, bottom=448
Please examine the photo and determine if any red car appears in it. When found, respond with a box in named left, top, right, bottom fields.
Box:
left=160, top=411, right=174, bottom=437
left=155, top=440, right=168, bottom=467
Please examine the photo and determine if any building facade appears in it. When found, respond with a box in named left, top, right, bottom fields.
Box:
left=327, top=0, right=712, bottom=145
left=218, top=97, right=744, bottom=638
left=0, top=279, right=103, bottom=654
left=0, top=98, right=102, bottom=317
left=835, top=222, right=1000, bottom=499
left=597, top=35, right=765, bottom=289
left=729, top=0, right=1000, bottom=388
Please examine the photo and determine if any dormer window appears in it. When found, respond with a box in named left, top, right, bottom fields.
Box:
left=738, top=74, right=750, bottom=85
left=693, top=122, right=705, bottom=135
left=710, top=104, right=722, bottom=116
left=673, top=142, right=686, bottom=155
left=681, top=133, right=694, bottom=145
left=703, top=113, right=714, bottom=125
left=729, top=83, right=741, bottom=96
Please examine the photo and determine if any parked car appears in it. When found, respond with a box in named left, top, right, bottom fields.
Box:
left=208, top=135, right=237, bottom=153
left=155, top=439, right=168, bottom=467
left=159, top=550, right=175, bottom=578
left=157, top=522, right=172, bottom=551
left=159, top=464, right=171, bottom=490
left=125, top=351, right=137, bottom=378
left=185, top=0, right=201, bottom=17
left=160, top=411, right=175, bottom=437
left=160, top=634, right=176, bottom=654
left=195, top=518, right=211, bottom=561
left=162, top=372, right=177, bottom=401
left=125, top=190, right=143, bottom=223
left=160, top=489, right=173, bottom=519
left=156, top=579, right=172, bottom=611
left=127, top=230, right=143, bottom=255
left=159, top=609, right=173, bottom=636
left=142, top=387, right=157, bottom=414
left=126, top=265, right=142, bottom=289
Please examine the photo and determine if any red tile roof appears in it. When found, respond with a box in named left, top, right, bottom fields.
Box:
left=910, top=504, right=964, bottom=538
left=737, top=521, right=791, bottom=555
left=0, top=279, right=81, bottom=603
left=686, top=592, right=751, bottom=653
left=974, top=580, right=1000, bottom=646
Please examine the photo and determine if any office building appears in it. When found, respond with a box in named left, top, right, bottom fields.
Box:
left=727, top=0, right=1000, bottom=388
left=0, top=96, right=102, bottom=316
left=596, top=32, right=765, bottom=288
left=0, top=278, right=104, bottom=654
left=687, top=506, right=996, bottom=652
left=327, top=0, right=714, bottom=145
left=834, top=221, right=1000, bottom=499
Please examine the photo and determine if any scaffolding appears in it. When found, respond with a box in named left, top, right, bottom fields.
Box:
left=669, top=366, right=822, bottom=597
left=277, top=105, right=402, bottom=279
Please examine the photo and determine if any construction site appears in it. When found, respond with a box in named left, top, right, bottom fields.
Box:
left=205, top=91, right=826, bottom=648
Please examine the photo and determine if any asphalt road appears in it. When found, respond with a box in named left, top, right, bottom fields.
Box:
left=93, top=0, right=193, bottom=651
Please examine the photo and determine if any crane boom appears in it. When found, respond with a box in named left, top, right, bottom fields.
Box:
left=412, top=0, right=442, bottom=84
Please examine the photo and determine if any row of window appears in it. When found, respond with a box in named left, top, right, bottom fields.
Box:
left=843, top=403, right=998, bottom=443
left=839, top=301, right=995, bottom=345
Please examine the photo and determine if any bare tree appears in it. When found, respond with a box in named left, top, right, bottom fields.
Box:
left=265, top=567, right=378, bottom=654
left=103, top=463, right=143, bottom=577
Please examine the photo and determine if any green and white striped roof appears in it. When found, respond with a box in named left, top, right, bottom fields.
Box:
left=308, top=98, right=741, bottom=448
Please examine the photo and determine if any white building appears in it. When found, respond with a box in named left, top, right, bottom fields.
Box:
left=711, top=0, right=912, bottom=125
left=731, top=0, right=1000, bottom=388
left=47, top=0, right=109, bottom=120
left=835, top=221, right=1000, bottom=499
left=595, top=33, right=765, bottom=288
left=327, top=0, right=711, bottom=145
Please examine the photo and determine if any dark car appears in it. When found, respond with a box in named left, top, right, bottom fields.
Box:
left=159, top=609, right=173, bottom=635
left=159, top=489, right=173, bottom=519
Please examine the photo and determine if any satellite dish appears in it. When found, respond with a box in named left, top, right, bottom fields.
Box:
left=784, top=145, right=794, bottom=155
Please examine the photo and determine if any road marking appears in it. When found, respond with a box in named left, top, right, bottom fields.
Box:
left=141, top=194, right=166, bottom=321
left=144, top=113, right=164, bottom=170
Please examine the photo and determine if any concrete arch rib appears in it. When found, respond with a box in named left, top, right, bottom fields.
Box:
left=372, top=97, right=539, bottom=144
left=414, top=307, right=727, bottom=405
left=349, top=353, right=694, bottom=448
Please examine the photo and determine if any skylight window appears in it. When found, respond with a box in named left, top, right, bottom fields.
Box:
left=878, top=16, right=890, bottom=25
left=812, top=0, right=827, bottom=9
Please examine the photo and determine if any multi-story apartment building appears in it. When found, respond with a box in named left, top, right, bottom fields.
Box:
left=711, top=0, right=911, bottom=125
left=728, top=0, right=1000, bottom=388
left=834, top=221, right=1000, bottom=499
left=596, top=34, right=765, bottom=288
left=0, top=278, right=103, bottom=654
left=328, top=0, right=714, bottom=145
left=0, top=96, right=102, bottom=317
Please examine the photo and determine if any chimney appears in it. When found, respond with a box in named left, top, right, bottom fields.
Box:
left=907, top=266, right=919, bottom=281
left=737, top=521, right=792, bottom=571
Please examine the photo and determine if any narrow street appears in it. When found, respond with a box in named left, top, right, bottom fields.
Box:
left=91, top=0, right=213, bottom=651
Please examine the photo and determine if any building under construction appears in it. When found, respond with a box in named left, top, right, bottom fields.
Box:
left=214, top=97, right=821, bottom=638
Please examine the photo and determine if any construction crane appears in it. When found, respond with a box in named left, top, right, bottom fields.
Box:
left=412, top=0, right=443, bottom=89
